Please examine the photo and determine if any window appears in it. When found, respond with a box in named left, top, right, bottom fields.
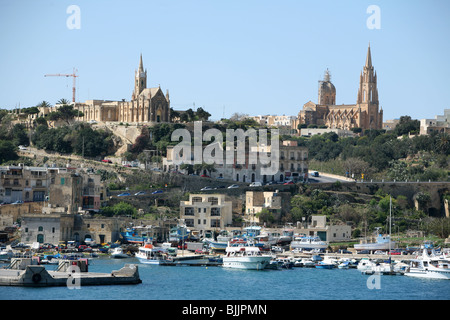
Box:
left=185, top=207, right=194, bottom=216
left=61, top=178, right=65, bottom=185
left=211, top=208, right=220, bottom=216
left=52, top=227, right=55, bottom=233
left=192, top=197, right=202, bottom=203
left=38, top=226, right=43, bottom=232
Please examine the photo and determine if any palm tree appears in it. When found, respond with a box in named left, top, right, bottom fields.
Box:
left=57, top=98, right=70, bottom=105
left=37, top=101, right=52, bottom=108
left=436, top=132, right=450, bottom=155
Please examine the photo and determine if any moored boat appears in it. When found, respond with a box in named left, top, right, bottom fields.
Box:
left=315, top=261, right=335, bottom=269
left=222, top=242, right=271, bottom=270
left=110, top=247, right=130, bottom=259
left=135, top=243, right=170, bottom=265
left=405, top=249, right=450, bottom=280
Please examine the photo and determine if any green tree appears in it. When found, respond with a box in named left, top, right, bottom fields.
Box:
left=0, top=140, right=18, bottom=164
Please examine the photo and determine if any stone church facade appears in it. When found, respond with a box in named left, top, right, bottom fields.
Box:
left=74, top=55, right=171, bottom=124
left=295, top=45, right=383, bottom=131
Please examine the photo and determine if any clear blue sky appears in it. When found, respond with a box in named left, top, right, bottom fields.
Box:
left=1, top=0, right=449, bottom=122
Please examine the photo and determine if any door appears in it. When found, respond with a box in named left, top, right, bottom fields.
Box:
left=37, top=234, right=44, bottom=243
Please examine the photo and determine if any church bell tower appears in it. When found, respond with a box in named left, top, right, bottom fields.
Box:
left=133, top=54, right=147, bottom=99
left=357, top=44, right=378, bottom=105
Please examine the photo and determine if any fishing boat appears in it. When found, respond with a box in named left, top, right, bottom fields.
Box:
left=120, top=227, right=152, bottom=244
left=110, top=247, right=130, bottom=259
left=290, top=236, right=328, bottom=251
left=135, top=243, right=170, bottom=265
left=354, top=234, right=396, bottom=252
left=405, top=249, right=450, bottom=280
left=222, top=242, right=272, bottom=270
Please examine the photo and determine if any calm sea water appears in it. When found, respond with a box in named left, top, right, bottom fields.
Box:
left=0, top=256, right=449, bottom=301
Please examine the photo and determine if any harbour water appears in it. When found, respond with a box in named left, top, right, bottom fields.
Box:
left=0, top=256, right=448, bottom=300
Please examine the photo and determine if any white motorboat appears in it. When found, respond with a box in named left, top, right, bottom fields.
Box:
left=110, top=247, right=130, bottom=259
left=290, top=236, right=328, bottom=251
left=405, top=249, right=450, bottom=280
left=135, top=243, right=169, bottom=265
left=357, top=258, right=377, bottom=272
left=0, top=249, right=13, bottom=261
left=222, top=242, right=272, bottom=270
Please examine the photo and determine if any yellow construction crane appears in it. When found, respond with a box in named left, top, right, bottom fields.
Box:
left=44, top=68, right=78, bottom=103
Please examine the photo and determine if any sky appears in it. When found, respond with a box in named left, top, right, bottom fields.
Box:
left=1, top=0, right=449, bottom=122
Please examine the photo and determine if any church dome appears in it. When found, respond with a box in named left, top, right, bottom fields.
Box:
left=320, top=81, right=336, bottom=93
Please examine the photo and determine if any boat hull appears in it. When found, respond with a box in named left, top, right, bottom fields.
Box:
left=405, top=270, right=450, bottom=280
left=222, top=256, right=271, bottom=270
left=136, top=257, right=164, bottom=265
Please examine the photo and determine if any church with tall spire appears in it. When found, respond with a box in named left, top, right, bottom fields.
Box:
left=74, top=54, right=171, bottom=124
left=296, top=44, right=383, bottom=131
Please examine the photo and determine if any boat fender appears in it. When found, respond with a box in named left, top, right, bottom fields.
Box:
left=32, top=273, right=42, bottom=283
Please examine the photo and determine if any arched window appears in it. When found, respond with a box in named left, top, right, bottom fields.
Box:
left=38, top=226, right=43, bottom=232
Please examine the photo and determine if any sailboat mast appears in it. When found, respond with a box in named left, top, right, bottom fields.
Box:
left=389, top=196, right=392, bottom=252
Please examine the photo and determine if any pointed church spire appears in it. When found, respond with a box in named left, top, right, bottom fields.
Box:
left=139, top=53, right=144, bottom=72
left=365, top=43, right=372, bottom=68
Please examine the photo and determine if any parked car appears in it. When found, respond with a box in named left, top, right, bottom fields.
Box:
left=102, top=159, right=112, bottom=163
left=227, top=184, right=239, bottom=189
left=390, top=249, right=407, bottom=255
left=201, top=186, right=213, bottom=191
left=134, top=191, right=145, bottom=196
left=77, top=245, right=92, bottom=252
left=152, top=190, right=163, bottom=194
left=312, top=171, right=320, bottom=177
left=12, top=200, right=24, bottom=204
left=200, top=174, right=210, bottom=178
left=18, top=145, right=27, bottom=150
left=283, top=181, right=294, bottom=185
left=117, top=192, right=131, bottom=197
left=249, top=182, right=262, bottom=187
left=336, top=249, right=352, bottom=254
left=271, top=246, right=283, bottom=253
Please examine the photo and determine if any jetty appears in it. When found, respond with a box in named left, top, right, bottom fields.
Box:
left=0, top=258, right=142, bottom=287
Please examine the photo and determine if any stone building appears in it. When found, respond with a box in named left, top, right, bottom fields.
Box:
left=294, top=44, right=383, bottom=132
left=73, top=54, right=171, bottom=124
left=20, top=213, right=125, bottom=246
left=245, top=190, right=291, bottom=223
left=180, top=194, right=233, bottom=235
left=295, top=215, right=352, bottom=242
left=163, top=139, right=308, bottom=183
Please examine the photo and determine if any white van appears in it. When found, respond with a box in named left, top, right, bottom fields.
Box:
left=249, top=182, right=262, bottom=187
